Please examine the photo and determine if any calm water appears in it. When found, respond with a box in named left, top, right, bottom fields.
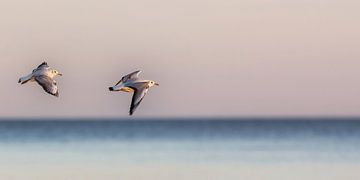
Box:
left=0, top=118, right=359, bottom=180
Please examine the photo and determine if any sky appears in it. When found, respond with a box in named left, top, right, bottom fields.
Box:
left=0, top=0, right=359, bottom=118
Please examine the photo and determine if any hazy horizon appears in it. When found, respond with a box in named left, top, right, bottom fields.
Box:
left=1, top=0, right=359, bottom=118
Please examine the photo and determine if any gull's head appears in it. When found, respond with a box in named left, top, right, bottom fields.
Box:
left=52, top=69, right=62, bottom=76
left=149, top=81, right=159, bottom=87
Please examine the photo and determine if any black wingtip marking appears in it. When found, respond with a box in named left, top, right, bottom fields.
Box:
left=37, top=61, right=48, bottom=68
left=129, top=108, right=136, bottom=116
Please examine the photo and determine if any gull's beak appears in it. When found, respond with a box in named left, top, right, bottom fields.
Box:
left=155, top=83, right=159, bottom=86
left=58, top=73, right=63, bottom=76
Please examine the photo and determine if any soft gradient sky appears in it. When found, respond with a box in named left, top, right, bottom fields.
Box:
left=0, top=0, right=359, bottom=117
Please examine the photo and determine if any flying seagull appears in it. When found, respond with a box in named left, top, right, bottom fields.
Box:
left=109, top=70, right=159, bottom=115
left=18, top=62, right=62, bottom=97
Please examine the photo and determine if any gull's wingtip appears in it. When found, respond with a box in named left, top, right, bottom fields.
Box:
left=129, top=110, right=134, bottom=116
left=37, top=61, right=49, bottom=68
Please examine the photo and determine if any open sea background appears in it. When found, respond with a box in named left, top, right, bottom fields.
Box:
left=0, top=118, right=359, bottom=180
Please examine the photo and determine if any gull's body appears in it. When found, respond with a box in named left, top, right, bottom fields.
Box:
left=109, top=70, right=159, bottom=115
left=18, top=62, right=62, bottom=97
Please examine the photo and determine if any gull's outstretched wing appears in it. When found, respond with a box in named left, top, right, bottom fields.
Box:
left=35, top=75, right=59, bottom=97
left=129, top=82, right=149, bottom=115
left=33, top=62, right=49, bottom=73
left=115, top=70, right=141, bottom=86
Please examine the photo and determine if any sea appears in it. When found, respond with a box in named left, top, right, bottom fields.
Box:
left=0, top=118, right=359, bottom=180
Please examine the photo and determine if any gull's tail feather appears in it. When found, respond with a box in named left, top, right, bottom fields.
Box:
left=109, top=83, right=126, bottom=92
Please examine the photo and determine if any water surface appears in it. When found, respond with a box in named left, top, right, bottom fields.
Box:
left=0, top=118, right=359, bottom=180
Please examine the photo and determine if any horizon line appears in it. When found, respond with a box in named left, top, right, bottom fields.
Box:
left=0, top=116, right=360, bottom=121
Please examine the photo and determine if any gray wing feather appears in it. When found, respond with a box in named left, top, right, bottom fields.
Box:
left=35, top=75, right=59, bottom=97
left=33, top=62, right=49, bottom=73
left=129, top=82, right=149, bottom=115
left=115, top=70, right=141, bottom=86
left=37, top=62, right=49, bottom=69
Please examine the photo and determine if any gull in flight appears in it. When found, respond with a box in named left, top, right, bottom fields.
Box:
left=109, top=70, right=159, bottom=115
left=18, top=62, right=62, bottom=97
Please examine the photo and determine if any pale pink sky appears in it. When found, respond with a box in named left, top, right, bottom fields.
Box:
left=0, top=0, right=359, bottom=117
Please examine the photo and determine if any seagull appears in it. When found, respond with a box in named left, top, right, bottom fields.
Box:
left=109, top=70, right=159, bottom=115
left=18, top=62, right=62, bottom=97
